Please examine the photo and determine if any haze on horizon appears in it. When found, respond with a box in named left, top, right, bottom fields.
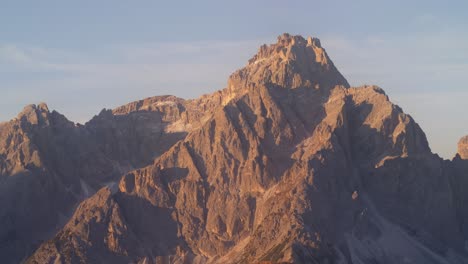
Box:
left=1, top=0, right=467, bottom=159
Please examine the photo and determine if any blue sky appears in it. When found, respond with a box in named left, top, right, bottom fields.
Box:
left=1, top=0, right=467, bottom=159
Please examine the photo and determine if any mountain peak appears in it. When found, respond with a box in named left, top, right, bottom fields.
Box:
left=17, top=103, right=51, bottom=126
left=275, top=32, right=321, bottom=47
left=247, top=33, right=327, bottom=66
left=229, top=33, right=349, bottom=91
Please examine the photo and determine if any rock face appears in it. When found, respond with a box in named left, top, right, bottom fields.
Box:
left=0, top=96, right=214, bottom=263
left=458, top=135, right=468, bottom=159
left=3, top=33, right=468, bottom=264
left=230, top=33, right=349, bottom=91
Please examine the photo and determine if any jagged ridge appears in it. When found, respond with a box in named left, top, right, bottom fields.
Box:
left=2, top=33, right=468, bottom=264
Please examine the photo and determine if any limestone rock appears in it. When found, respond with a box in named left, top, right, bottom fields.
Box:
left=458, top=135, right=468, bottom=159
left=231, top=33, right=349, bottom=90
left=2, top=34, right=467, bottom=264
left=0, top=97, right=203, bottom=263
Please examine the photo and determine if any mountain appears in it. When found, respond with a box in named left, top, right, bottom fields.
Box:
left=2, top=33, right=468, bottom=263
left=0, top=96, right=216, bottom=263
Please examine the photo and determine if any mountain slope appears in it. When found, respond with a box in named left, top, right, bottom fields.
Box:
left=0, top=95, right=219, bottom=263
left=26, top=34, right=468, bottom=264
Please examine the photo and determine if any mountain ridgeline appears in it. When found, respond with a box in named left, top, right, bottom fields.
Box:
left=1, top=34, right=468, bottom=264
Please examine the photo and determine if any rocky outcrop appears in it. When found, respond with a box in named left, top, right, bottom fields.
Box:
left=231, top=33, right=349, bottom=90
left=457, top=135, right=468, bottom=160
left=26, top=34, right=468, bottom=264
left=0, top=95, right=213, bottom=263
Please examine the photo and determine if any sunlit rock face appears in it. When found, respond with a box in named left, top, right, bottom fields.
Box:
left=3, top=34, right=468, bottom=264
left=228, top=33, right=349, bottom=92
left=0, top=98, right=196, bottom=263
left=458, top=135, right=468, bottom=159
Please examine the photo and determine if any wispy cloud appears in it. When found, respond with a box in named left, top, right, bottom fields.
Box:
left=0, top=44, right=84, bottom=72
left=0, top=39, right=263, bottom=123
left=412, top=13, right=438, bottom=26
left=0, top=40, right=264, bottom=76
left=321, top=30, right=468, bottom=90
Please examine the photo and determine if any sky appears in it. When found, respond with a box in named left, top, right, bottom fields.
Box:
left=0, top=0, right=467, bottom=159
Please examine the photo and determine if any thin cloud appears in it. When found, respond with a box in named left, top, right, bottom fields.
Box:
left=322, top=30, right=468, bottom=89
left=0, top=39, right=263, bottom=123
left=0, top=45, right=33, bottom=65
left=0, top=44, right=78, bottom=72
left=412, top=13, right=438, bottom=26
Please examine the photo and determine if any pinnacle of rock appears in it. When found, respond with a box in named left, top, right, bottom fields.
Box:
left=16, top=103, right=50, bottom=126
left=248, top=33, right=324, bottom=66
left=228, top=33, right=349, bottom=91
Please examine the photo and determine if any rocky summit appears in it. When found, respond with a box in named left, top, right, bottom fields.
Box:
left=1, top=34, right=468, bottom=264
